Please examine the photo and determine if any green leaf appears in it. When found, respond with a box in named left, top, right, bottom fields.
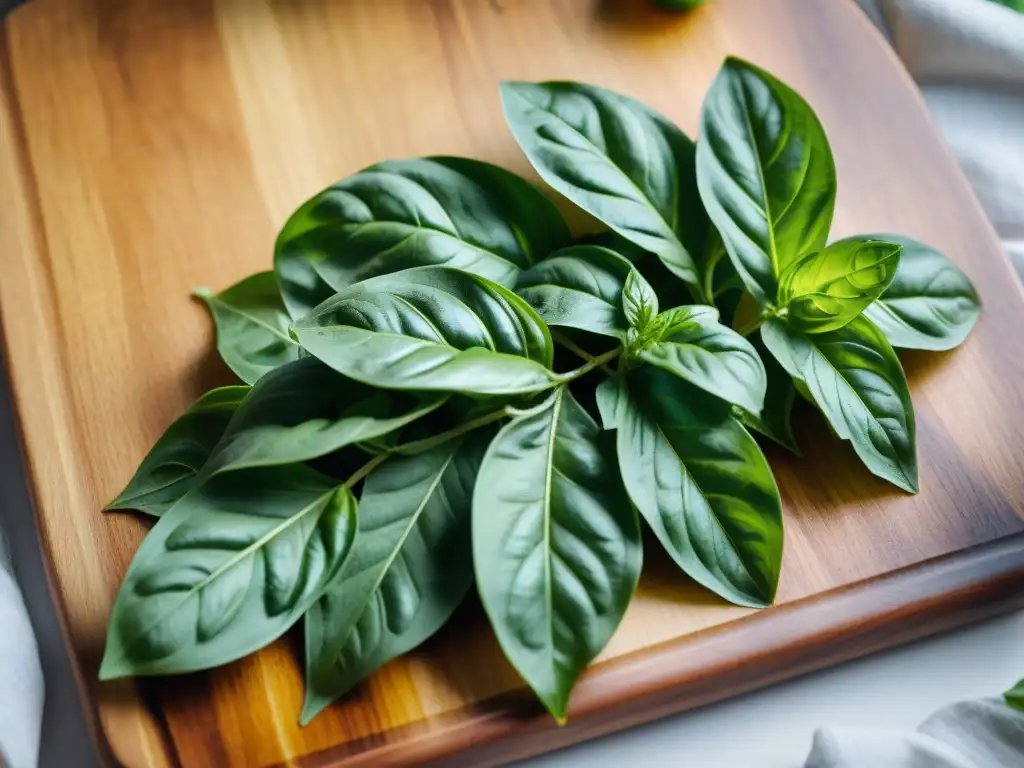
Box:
left=778, top=237, right=902, bottom=333
left=635, top=305, right=767, bottom=414
left=862, top=234, right=981, bottom=351
left=274, top=157, right=569, bottom=318
left=1004, top=678, right=1024, bottom=712
left=736, top=333, right=799, bottom=454
left=205, top=357, right=445, bottom=475
left=697, top=57, right=837, bottom=304
left=105, top=387, right=249, bottom=517
left=99, top=466, right=356, bottom=678
left=604, top=368, right=783, bottom=607
left=473, top=387, right=641, bottom=722
left=500, top=81, right=709, bottom=293
left=762, top=316, right=917, bottom=492
left=301, top=431, right=489, bottom=723
left=622, top=269, right=659, bottom=331
left=515, top=244, right=647, bottom=339
left=194, top=272, right=301, bottom=384
left=293, top=266, right=559, bottom=396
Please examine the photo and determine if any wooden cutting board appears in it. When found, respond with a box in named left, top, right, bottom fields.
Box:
left=3, top=0, right=1024, bottom=765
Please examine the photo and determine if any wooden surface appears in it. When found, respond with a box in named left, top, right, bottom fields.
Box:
left=2, top=0, right=1024, bottom=766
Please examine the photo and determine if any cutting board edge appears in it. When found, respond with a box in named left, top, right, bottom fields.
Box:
left=288, top=531, right=1024, bottom=768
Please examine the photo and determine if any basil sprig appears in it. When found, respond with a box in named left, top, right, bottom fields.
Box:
left=105, top=57, right=980, bottom=725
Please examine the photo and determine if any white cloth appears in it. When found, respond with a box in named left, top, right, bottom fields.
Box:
left=807, top=1, right=1024, bottom=762
left=0, top=530, right=43, bottom=768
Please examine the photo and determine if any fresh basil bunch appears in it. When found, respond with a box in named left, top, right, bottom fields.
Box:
left=101, top=56, right=980, bottom=725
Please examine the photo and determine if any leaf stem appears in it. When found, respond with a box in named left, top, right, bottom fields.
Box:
left=552, top=332, right=617, bottom=375
left=562, top=347, right=622, bottom=381
left=703, top=244, right=725, bottom=308
left=735, top=313, right=767, bottom=337
left=343, top=452, right=388, bottom=488
left=392, top=407, right=511, bottom=456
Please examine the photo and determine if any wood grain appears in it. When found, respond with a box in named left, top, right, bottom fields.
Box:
left=1, top=0, right=1023, bottom=766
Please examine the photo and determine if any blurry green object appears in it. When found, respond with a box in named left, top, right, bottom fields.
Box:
left=989, top=0, right=1024, bottom=11
left=652, top=0, right=706, bottom=10
left=1006, top=679, right=1024, bottom=711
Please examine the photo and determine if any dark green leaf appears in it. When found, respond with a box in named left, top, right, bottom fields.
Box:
left=293, top=267, right=559, bottom=396
left=515, top=244, right=646, bottom=339
left=275, top=157, right=570, bottom=317
left=301, top=431, right=489, bottom=723
left=105, top=387, right=249, bottom=517
left=622, top=269, right=659, bottom=331
left=762, top=316, right=917, bottom=492
left=697, top=57, right=837, bottom=303
left=500, top=81, right=709, bottom=293
left=473, top=387, right=641, bottom=722
left=603, top=368, right=783, bottom=607
left=862, top=234, right=981, bottom=351
left=194, top=272, right=300, bottom=384
left=778, top=237, right=902, bottom=333
left=635, top=305, right=767, bottom=414
left=1004, top=679, right=1024, bottom=712
left=736, top=332, right=799, bottom=454
left=99, top=466, right=356, bottom=678
left=205, top=358, right=445, bottom=475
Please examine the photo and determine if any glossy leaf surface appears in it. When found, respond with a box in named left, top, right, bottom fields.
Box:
left=302, top=432, right=489, bottom=722
left=473, top=387, right=641, bottom=721
left=195, top=272, right=300, bottom=384
left=603, top=368, right=783, bottom=607
left=636, top=305, right=767, bottom=414
left=100, top=466, right=356, bottom=677
left=106, top=387, right=249, bottom=517
left=515, top=245, right=646, bottom=339
left=622, top=269, right=659, bottom=332
left=501, top=81, right=708, bottom=291
left=862, top=234, right=981, bottom=350
left=697, top=57, right=836, bottom=303
left=205, top=358, right=444, bottom=475
left=736, top=333, right=799, bottom=454
left=275, top=157, right=570, bottom=317
left=779, top=237, right=902, bottom=333
left=762, top=316, right=917, bottom=492
left=293, top=267, right=559, bottom=395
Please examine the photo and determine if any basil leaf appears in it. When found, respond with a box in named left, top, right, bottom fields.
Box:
left=515, top=244, right=647, bottom=339
left=275, top=157, right=569, bottom=318
left=473, top=387, right=641, bottom=722
left=206, top=358, right=445, bottom=475
left=293, top=266, right=559, bottom=396
left=500, top=81, right=709, bottom=292
left=99, top=466, right=356, bottom=678
left=604, top=368, right=783, bottom=607
left=105, top=386, right=249, bottom=517
left=636, top=305, right=767, bottom=415
left=697, top=57, right=837, bottom=303
left=194, top=272, right=300, bottom=384
left=736, top=333, right=799, bottom=454
left=577, top=230, right=695, bottom=309
left=622, top=269, right=659, bottom=331
left=301, top=431, right=489, bottom=723
left=1004, top=679, right=1024, bottom=712
left=862, top=234, right=981, bottom=351
left=762, top=316, right=917, bottom=492
left=778, top=237, right=902, bottom=333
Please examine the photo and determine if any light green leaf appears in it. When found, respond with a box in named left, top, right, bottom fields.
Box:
left=606, top=367, right=783, bottom=607
left=635, top=305, right=767, bottom=414
left=194, top=272, right=300, bottom=384
left=697, top=57, right=837, bottom=303
left=473, top=387, right=641, bottom=722
left=301, top=431, right=489, bottom=723
left=515, top=244, right=645, bottom=339
left=99, top=466, right=356, bottom=678
left=762, top=316, right=917, bottom=492
left=275, top=157, right=570, bottom=318
left=736, top=333, right=799, bottom=454
left=778, top=237, right=902, bottom=333
left=862, top=234, right=981, bottom=351
left=105, top=387, right=249, bottom=517
left=205, top=357, right=445, bottom=475
left=623, top=269, right=659, bottom=332
left=1004, top=678, right=1024, bottom=712
left=293, top=266, right=560, bottom=396
left=500, top=81, right=709, bottom=293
